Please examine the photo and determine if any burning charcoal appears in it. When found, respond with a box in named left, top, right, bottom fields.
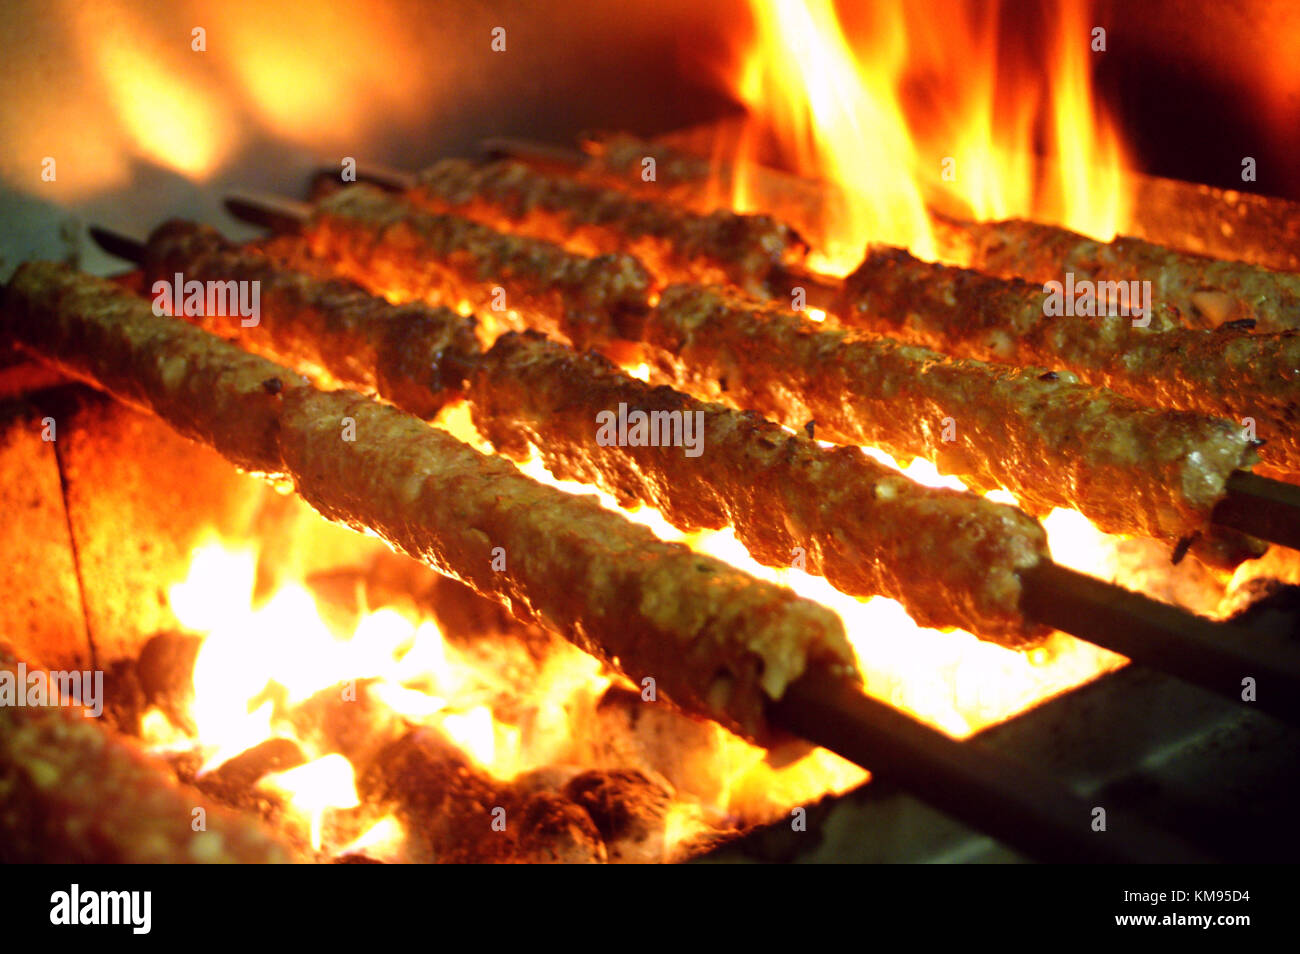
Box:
left=359, top=727, right=513, bottom=863
left=515, top=791, right=607, bottom=864
left=185, top=738, right=309, bottom=829
left=511, top=765, right=584, bottom=795
left=587, top=685, right=722, bottom=792
left=286, top=678, right=405, bottom=768
left=563, top=768, right=673, bottom=863
left=202, top=738, right=307, bottom=797
left=135, top=630, right=202, bottom=732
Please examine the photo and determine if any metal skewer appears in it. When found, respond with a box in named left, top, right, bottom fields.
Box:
left=774, top=665, right=1210, bottom=863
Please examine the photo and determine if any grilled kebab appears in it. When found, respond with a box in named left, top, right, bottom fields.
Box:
left=290, top=186, right=1262, bottom=564
left=409, top=158, right=805, bottom=295
left=2, top=261, right=858, bottom=741
left=0, top=644, right=293, bottom=863
left=837, top=247, right=1300, bottom=479
left=932, top=217, right=1300, bottom=333
left=141, top=220, right=1051, bottom=642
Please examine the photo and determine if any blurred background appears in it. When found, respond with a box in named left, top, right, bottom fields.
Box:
left=2, top=0, right=1298, bottom=277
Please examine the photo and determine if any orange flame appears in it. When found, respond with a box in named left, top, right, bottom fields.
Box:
left=731, top=0, right=1132, bottom=271
left=740, top=0, right=936, bottom=265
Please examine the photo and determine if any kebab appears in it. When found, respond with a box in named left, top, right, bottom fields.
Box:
left=2, top=260, right=860, bottom=743
left=574, top=132, right=731, bottom=206
left=531, top=137, right=1300, bottom=483
left=340, top=156, right=1300, bottom=487
left=401, top=158, right=806, bottom=295
left=574, top=133, right=1300, bottom=331
left=836, top=247, right=1300, bottom=480
left=134, top=219, right=1051, bottom=642
left=286, top=181, right=652, bottom=349
left=930, top=216, right=1300, bottom=333
left=226, top=185, right=1298, bottom=563
left=5, top=261, right=1230, bottom=859
left=104, top=213, right=1300, bottom=722
left=642, top=284, right=1266, bottom=566
left=0, top=644, right=294, bottom=863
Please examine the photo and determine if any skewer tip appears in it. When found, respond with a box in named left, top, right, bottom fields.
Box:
left=88, top=226, right=146, bottom=266
left=313, top=162, right=414, bottom=192
left=224, top=191, right=312, bottom=233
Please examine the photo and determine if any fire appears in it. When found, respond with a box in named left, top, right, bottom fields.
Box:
left=155, top=403, right=1130, bottom=859
left=153, top=522, right=873, bottom=860
left=728, top=0, right=1132, bottom=271
left=259, top=755, right=360, bottom=851
left=740, top=0, right=936, bottom=265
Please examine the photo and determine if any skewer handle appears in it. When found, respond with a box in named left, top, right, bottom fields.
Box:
left=772, top=666, right=1209, bottom=862
left=1020, top=561, right=1300, bottom=725
left=1213, top=469, right=1300, bottom=551
left=480, top=136, right=590, bottom=168
left=88, top=227, right=145, bottom=265
left=334, top=161, right=415, bottom=192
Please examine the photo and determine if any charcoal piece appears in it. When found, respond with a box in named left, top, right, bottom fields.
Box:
left=515, top=791, right=607, bottom=864
left=135, top=630, right=202, bottom=731
left=563, top=767, right=673, bottom=862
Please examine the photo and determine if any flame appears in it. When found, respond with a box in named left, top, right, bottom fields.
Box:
left=163, top=525, right=856, bottom=859
left=740, top=0, right=936, bottom=265
left=1044, top=1, right=1129, bottom=238
left=340, top=814, right=407, bottom=862
left=152, top=398, right=1191, bottom=861
left=729, top=0, right=1132, bottom=271
left=156, top=408, right=1133, bottom=860
left=259, top=755, right=360, bottom=851
left=93, top=37, right=233, bottom=179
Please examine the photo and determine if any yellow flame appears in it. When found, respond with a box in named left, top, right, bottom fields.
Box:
left=740, top=0, right=936, bottom=267
left=1044, top=1, right=1130, bottom=238
left=259, top=755, right=360, bottom=851
left=732, top=0, right=1133, bottom=268
left=340, top=814, right=407, bottom=862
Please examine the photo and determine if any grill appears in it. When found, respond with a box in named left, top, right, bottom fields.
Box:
left=2, top=0, right=1300, bottom=867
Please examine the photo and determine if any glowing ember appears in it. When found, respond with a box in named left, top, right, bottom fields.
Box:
left=158, top=522, right=872, bottom=860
